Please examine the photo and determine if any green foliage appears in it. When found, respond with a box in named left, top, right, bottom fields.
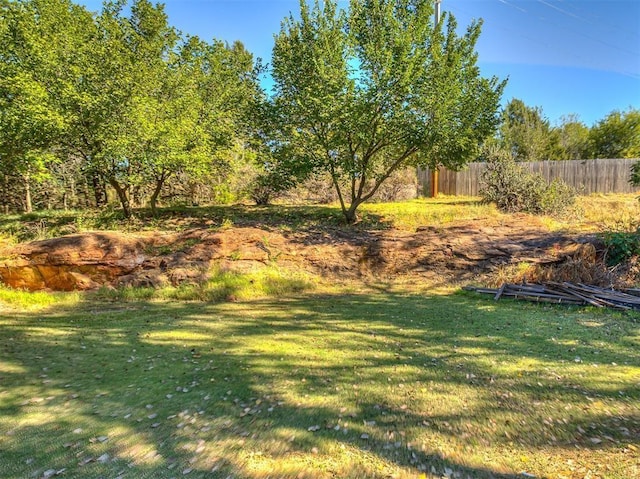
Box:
left=250, top=168, right=299, bottom=206
left=0, top=0, right=89, bottom=212
left=480, top=146, right=576, bottom=215
left=499, top=98, right=561, bottom=161
left=630, top=161, right=640, bottom=187
left=554, top=114, right=591, bottom=161
left=539, top=178, right=577, bottom=214
left=269, top=0, right=505, bottom=222
left=0, top=0, right=262, bottom=216
left=602, top=230, right=640, bottom=266
left=602, top=219, right=640, bottom=266
left=589, top=108, right=640, bottom=159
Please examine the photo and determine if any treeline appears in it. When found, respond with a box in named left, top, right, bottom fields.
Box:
left=1, top=0, right=638, bottom=218
left=1, top=0, right=263, bottom=215
left=494, top=99, right=640, bottom=163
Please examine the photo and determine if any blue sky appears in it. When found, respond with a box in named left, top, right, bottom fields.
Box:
left=79, top=0, right=640, bottom=127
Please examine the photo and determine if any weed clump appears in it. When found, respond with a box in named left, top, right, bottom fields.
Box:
left=489, top=243, right=614, bottom=287
left=480, top=148, right=576, bottom=215
left=602, top=225, right=640, bottom=266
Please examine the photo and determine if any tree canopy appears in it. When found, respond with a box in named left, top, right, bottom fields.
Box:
left=0, top=0, right=261, bottom=215
left=0, top=0, right=636, bottom=217
left=498, top=98, right=560, bottom=162
left=268, top=0, right=506, bottom=222
left=589, top=108, right=640, bottom=160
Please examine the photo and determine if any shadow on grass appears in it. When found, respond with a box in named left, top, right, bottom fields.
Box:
left=1, top=291, right=638, bottom=478
left=1, top=197, right=490, bottom=243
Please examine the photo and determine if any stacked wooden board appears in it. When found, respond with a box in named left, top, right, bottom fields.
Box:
left=466, top=283, right=640, bottom=311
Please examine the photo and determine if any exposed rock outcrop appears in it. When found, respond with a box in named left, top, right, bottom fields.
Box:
left=0, top=221, right=606, bottom=292
left=0, top=233, right=146, bottom=291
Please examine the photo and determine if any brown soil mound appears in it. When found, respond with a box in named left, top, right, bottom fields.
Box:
left=0, top=217, right=607, bottom=291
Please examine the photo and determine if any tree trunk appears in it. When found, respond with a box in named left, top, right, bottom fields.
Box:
left=131, top=185, right=142, bottom=209
left=149, top=175, right=167, bottom=216
left=2, top=175, right=9, bottom=214
left=82, top=178, right=91, bottom=208
left=92, top=172, right=107, bottom=207
left=108, top=178, right=132, bottom=218
left=24, top=174, right=33, bottom=213
left=68, top=177, right=76, bottom=209
left=343, top=200, right=362, bottom=224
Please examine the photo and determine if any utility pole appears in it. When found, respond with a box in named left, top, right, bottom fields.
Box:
left=430, top=0, right=441, bottom=198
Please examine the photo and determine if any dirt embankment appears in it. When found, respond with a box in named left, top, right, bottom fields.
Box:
left=0, top=214, right=613, bottom=292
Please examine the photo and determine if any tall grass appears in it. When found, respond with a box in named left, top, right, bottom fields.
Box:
left=93, top=266, right=317, bottom=303
left=360, top=197, right=503, bottom=230
left=575, top=193, right=640, bottom=231
left=0, top=286, right=81, bottom=310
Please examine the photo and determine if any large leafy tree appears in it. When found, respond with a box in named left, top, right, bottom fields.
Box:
left=0, top=0, right=93, bottom=212
left=1, top=0, right=261, bottom=216
left=95, top=0, right=203, bottom=215
left=270, top=0, right=505, bottom=222
left=554, top=114, right=590, bottom=161
left=499, top=98, right=561, bottom=162
left=60, top=0, right=260, bottom=216
left=589, top=108, right=640, bottom=159
left=178, top=38, right=263, bottom=207
left=64, top=0, right=177, bottom=218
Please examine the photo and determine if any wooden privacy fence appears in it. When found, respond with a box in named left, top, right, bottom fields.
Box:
left=417, top=158, right=640, bottom=196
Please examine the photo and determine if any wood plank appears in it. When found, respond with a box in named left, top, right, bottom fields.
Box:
left=465, top=282, right=640, bottom=311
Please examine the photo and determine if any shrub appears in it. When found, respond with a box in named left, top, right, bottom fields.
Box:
left=480, top=147, right=575, bottom=215
left=602, top=227, right=640, bottom=266
left=539, top=178, right=577, bottom=214
left=285, top=168, right=418, bottom=205
left=250, top=169, right=298, bottom=205
left=371, top=168, right=418, bottom=202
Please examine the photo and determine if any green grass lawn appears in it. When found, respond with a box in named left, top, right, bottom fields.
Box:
left=1, top=290, right=638, bottom=479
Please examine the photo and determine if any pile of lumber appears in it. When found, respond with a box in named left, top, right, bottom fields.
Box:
left=466, top=282, right=640, bottom=311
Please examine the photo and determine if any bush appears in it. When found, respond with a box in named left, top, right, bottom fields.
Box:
left=602, top=225, right=640, bottom=266
left=371, top=168, right=418, bottom=202
left=480, top=147, right=575, bottom=215
left=284, top=168, right=418, bottom=205
left=539, top=178, right=577, bottom=214
left=250, top=169, right=299, bottom=205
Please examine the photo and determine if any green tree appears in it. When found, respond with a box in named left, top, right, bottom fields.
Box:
left=1, top=0, right=262, bottom=215
left=554, top=114, right=590, bottom=160
left=269, top=0, right=505, bottom=222
left=0, top=0, right=91, bottom=212
left=499, top=98, right=560, bottom=162
left=71, top=0, right=174, bottom=217
left=105, top=0, right=206, bottom=215
left=589, top=108, right=640, bottom=159
left=178, top=38, right=263, bottom=207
